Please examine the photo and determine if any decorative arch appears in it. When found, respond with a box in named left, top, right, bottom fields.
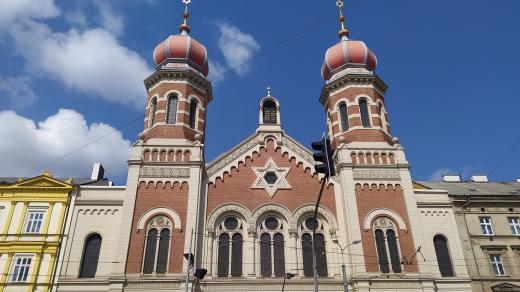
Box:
left=187, top=94, right=203, bottom=106
left=251, top=204, right=292, bottom=226
left=293, top=204, right=338, bottom=233
left=163, top=89, right=183, bottom=101
left=363, top=208, right=407, bottom=231
left=259, top=97, right=280, bottom=125
left=137, top=207, right=182, bottom=230
left=206, top=203, right=252, bottom=231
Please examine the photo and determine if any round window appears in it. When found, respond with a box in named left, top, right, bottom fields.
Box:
left=265, top=217, right=279, bottom=230
left=305, top=217, right=318, bottom=230
left=224, top=217, right=238, bottom=230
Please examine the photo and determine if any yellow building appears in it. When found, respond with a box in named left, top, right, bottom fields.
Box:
left=0, top=171, right=72, bottom=292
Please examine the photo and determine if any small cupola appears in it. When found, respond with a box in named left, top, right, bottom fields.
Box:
left=258, top=86, right=281, bottom=131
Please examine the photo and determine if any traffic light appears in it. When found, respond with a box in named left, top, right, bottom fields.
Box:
left=183, top=253, right=194, bottom=268
left=311, top=137, right=335, bottom=179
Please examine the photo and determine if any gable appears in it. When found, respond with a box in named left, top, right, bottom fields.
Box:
left=206, top=131, right=320, bottom=184
left=0, top=172, right=73, bottom=191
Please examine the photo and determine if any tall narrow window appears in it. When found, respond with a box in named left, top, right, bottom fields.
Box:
left=142, top=216, right=172, bottom=274
left=509, top=217, right=520, bottom=235
left=24, top=210, right=45, bottom=233
left=300, top=217, right=328, bottom=277
left=263, top=100, right=277, bottom=124
left=166, top=95, right=178, bottom=124
left=386, top=230, right=402, bottom=273
left=490, top=255, right=506, bottom=276
left=149, top=98, right=157, bottom=127
left=480, top=217, right=493, bottom=235
left=10, top=256, right=33, bottom=283
left=433, top=235, right=454, bottom=277
left=315, top=233, right=328, bottom=276
left=143, top=229, right=158, bottom=274
left=378, top=102, right=387, bottom=131
left=302, top=233, right=313, bottom=277
left=217, top=233, right=230, bottom=277
left=189, top=99, right=198, bottom=129
left=217, top=216, right=243, bottom=277
left=156, top=229, right=170, bottom=274
left=231, top=233, right=243, bottom=277
left=359, top=99, right=370, bottom=128
left=375, top=229, right=389, bottom=273
left=338, top=102, right=349, bottom=131
left=259, top=216, right=285, bottom=277
left=79, top=233, right=102, bottom=278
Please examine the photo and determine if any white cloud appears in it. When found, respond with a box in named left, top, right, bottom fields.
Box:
left=65, top=9, right=88, bottom=27
left=0, top=75, right=37, bottom=108
left=207, top=60, right=227, bottom=85
left=0, top=0, right=59, bottom=25
left=216, top=22, right=260, bottom=76
left=428, top=166, right=477, bottom=181
left=9, top=21, right=152, bottom=109
left=0, top=109, right=132, bottom=178
left=94, top=0, right=124, bottom=36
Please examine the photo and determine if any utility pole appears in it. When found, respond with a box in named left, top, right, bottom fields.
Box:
left=184, top=229, right=194, bottom=292
left=333, top=239, right=362, bottom=292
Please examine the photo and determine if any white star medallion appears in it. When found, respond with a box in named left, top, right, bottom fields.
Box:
left=251, top=158, right=291, bottom=198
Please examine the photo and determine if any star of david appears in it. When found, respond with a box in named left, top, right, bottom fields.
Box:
left=336, top=0, right=344, bottom=9
left=251, top=158, right=291, bottom=198
left=182, top=0, right=191, bottom=5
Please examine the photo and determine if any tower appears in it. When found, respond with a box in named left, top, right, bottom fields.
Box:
left=122, top=0, right=212, bottom=282
left=320, top=1, right=434, bottom=288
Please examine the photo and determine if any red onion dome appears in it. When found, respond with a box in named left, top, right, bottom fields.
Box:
left=153, top=34, right=209, bottom=77
left=321, top=37, right=377, bottom=81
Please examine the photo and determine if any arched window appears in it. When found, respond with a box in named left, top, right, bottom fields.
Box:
left=359, top=98, right=370, bottom=128
left=338, top=102, right=349, bottom=131
left=149, top=98, right=157, bottom=127
left=300, top=217, right=328, bottom=277
left=189, top=99, right=198, bottom=129
left=434, top=235, right=454, bottom=277
left=259, top=216, right=285, bottom=277
left=79, top=233, right=102, bottom=278
left=142, top=216, right=172, bottom=274
left=166, top=94, right=178, bottom=124
left=217, top=216, right=243, bottom=277
left=262, top=100, right=277, bottom=124
left=373, top=217, right=402, bottom=273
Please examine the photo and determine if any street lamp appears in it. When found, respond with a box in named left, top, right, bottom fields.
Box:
left=281, top=272, right=296, bottom=292
left=332, top=239, right=361, bottom=292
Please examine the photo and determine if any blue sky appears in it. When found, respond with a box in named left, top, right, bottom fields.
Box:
left=1, top=0, right=519, bottom=185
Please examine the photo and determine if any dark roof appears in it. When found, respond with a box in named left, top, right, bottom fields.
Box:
left=415, top=181, right=520, bottom=196
left=0, top=177, right=112, bottom=186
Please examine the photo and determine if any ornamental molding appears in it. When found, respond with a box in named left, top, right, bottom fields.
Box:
left=139, top=167, right=190, bottom=178
left=144, top=69, right=212, bottom=102
left=206, top=133, right=259, bottom=178
left=206, top=203, right=252, bottom=230
left=250, top=157, right=291, bottom=198
left=251, top=204, right=293, bottom=227
left=293, top=204, right=338, bottom=232
left=319, top=74, right=388, bottom=105
left=353, top=169, right=400, bottom=180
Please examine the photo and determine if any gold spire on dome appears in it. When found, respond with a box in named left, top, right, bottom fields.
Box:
left=179, top=0, right=191, bottom=34
left=336, top=0, right=349, bottom=40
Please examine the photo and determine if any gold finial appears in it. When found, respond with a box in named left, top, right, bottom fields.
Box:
left=42, top=170, right=52, bottom=178
left=336, top=0, right=349, bottom=39
left=267, top=86, right=272, bottom=97
left=179, top=0, right=191, bottom=34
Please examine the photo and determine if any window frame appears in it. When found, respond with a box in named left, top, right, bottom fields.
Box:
left=216, top=215, right=245, bottom=278
left=79, top=233, right=102, bottom=278
left=338, top=101, right=349, bottom=132
left=300, top=216, right=328, bottom=277
left=433, top=234, right=455, bottom=277
left=23, top=209, right=46, bottom=234
left=509, top=217, right=520, bottom=236
left=373, top=217, right=403, bottom=274
left=258, top=216, right=285, bottom=277
left=141, top=216, right=172, bottom=275
left=480, top=217, right=494, bottom=236
left=166, top=94, right=178, bottom=125
left=358, top=98, right=371, bottom=128
left=490, top=254, right=506, bottom=276
left=262, top=100, right=277, bottom=124
left=9, top=254, right=34, bottom=283
left=149, top=97, right=157, bottom=127
left=188, top=98, right=198, bottom=129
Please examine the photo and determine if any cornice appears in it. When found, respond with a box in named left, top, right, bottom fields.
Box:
left=319, top=73, right=388, bottom=105
left=144, top=68, right=212, bottom=102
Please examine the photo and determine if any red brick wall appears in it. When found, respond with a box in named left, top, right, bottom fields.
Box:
left=207, top=140, right=336, bottom=220
left=126, top=181, right=189, bottom=273
left=354, top=184, right=418, bottom=273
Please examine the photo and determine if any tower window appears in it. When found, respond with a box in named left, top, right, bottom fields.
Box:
left=142, top=216, right=172, bottom=274
left=217, top=216, right=243, bottom=277
left=359, top=99, right=370, bottom=128
left=373, top=217, right=402, bottom=273
left=149, top=98, right=157, bottom=127
left=166, top=94, right=178, bottom=124
left=263, top=100, right=277, bottom=124
left=338, top=102, right=349, bottom=132
left=378, top=102, right=387, bottom=131
left=189, top=99, right=198, bottom=129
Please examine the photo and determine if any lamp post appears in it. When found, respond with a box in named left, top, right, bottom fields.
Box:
left=332, top=239, right=361, bottom=292
left=281, top=272, right=296, bottom=292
